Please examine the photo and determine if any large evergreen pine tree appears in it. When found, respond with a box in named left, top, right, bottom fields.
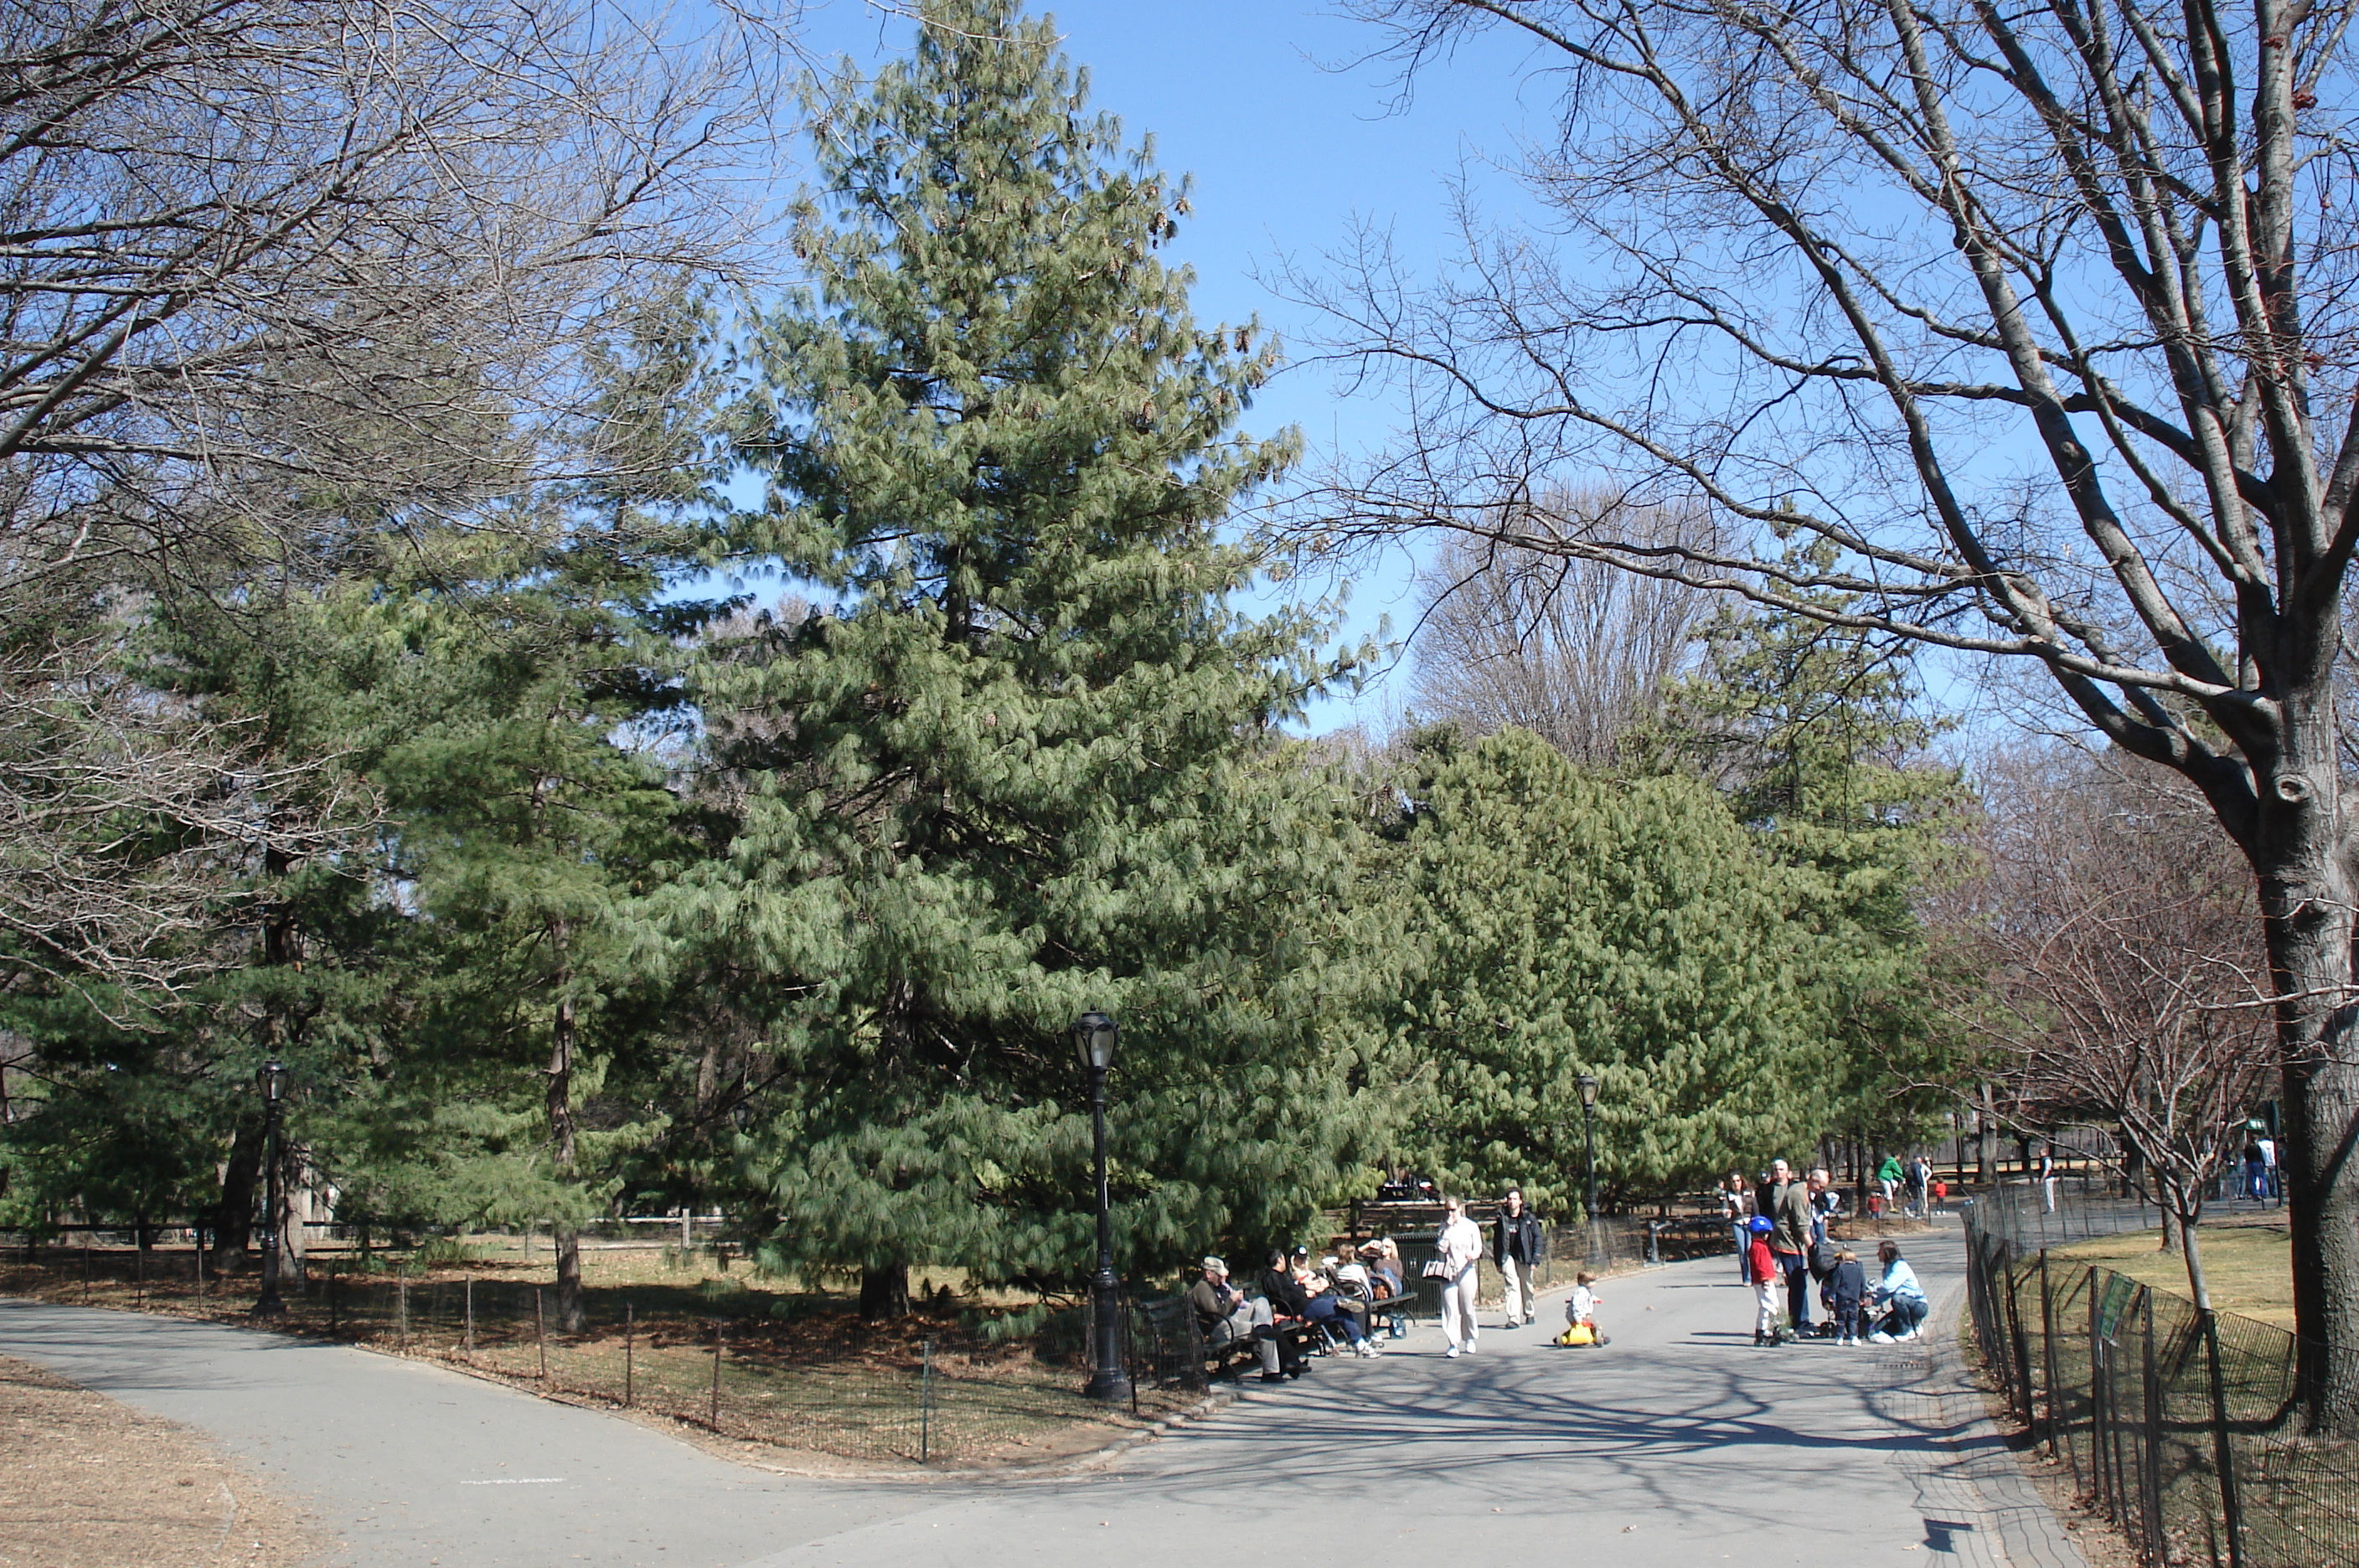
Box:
left=693, top=0, right=1386, bottom=1315
left=1386, top=727, right=1830, bottom=1207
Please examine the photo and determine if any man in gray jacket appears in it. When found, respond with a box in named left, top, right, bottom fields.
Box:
left=1756, top=1159, right=1815, bottom=1338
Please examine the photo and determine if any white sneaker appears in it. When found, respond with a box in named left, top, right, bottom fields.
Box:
left=1464, top=1341, right=1478, bottom=1355
left=1445, top=1345, right=1462, bottom=1358
left=1358, top=1341, right=1380, bottom=1358
left=1868, top=1330, right=1895, bottom=1344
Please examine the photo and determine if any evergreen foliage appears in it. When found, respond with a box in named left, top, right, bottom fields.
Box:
left=685, top=0, right=1391, bottom=1311
left=1385, top=727, right=1829, bottom=1209
left=1642, top=540, right=1968, bottom=1153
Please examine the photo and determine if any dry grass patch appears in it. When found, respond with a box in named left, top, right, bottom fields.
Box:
left=0, top=1354, right=313, bottom=1568
left=2052, top=1216, right=2292, bottom=1328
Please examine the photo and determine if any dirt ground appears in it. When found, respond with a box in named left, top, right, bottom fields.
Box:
left=0, top=1353, right=316, bottom=1568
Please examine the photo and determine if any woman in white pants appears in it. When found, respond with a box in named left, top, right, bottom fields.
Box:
left=1435, top=1196, right=1484, bottom=1357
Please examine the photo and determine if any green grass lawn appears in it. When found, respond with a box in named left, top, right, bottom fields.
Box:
left=2052, top=1216, right=2293, bottom=1328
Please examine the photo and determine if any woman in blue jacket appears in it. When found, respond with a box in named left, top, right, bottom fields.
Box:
left=1867, top=1240, right=1928, bottom=1343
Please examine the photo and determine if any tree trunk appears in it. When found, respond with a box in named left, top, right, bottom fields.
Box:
left=2171, top=1185, right=2215, bottom=1313
left=859, top=1263, right=909, bottom=1323
left=1976, top=1084, right=1996, bottom=1186
left=279, top=1142, right=306, bottom=1293
left=549, top=942, right=583, bottom=1336
left=2256, top=838, right=2359, bottom=1432
left=2244, top=666, right=2359, bottom=1434
left=209, top=1122, right=265, bottom=1268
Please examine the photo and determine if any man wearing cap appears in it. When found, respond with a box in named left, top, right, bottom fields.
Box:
left=1189, top=1256, right=1285, bottom=1381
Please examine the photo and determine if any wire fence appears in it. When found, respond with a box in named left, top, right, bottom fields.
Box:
left=1961, top=1187, right=2359, bottom=1567
left=0, top=1248, right=1188, bottom=1467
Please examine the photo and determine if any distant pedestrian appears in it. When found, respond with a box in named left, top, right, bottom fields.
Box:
left=1906, top=1156, right=1932, bottom=1219
left=1722, top=1173, right=1752, bottom=1282
left=1434, top=1196, right=1484, bottom=1359
left=1746, top=1216, right=1780, bottom=1346
left=2260, top=1137, right=2280, bottom=1204
left=1876, top=1152, right=1904, bottom=1214
left=2039, top=1144, right=2058, bottom=1214
left=1494, top=1187, right=1543, bottom=1328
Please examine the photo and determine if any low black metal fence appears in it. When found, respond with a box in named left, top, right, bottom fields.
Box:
left=0, top=1249, right=1181, bottom=1467
left=1961, top=1189, right=2359, bottom=1566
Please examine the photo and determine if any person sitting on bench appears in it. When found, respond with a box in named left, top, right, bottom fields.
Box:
left=1281, top=1245, right=1378, bottom=1358
left=1188, top=1256, right=1284, bottom=1381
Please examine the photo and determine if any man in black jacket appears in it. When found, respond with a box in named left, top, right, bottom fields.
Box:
left=1494, top=1188, right=1544, bottom=1328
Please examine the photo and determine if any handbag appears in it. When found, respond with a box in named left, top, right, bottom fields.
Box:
left=1420, top=1257, right=1450, bottom=1280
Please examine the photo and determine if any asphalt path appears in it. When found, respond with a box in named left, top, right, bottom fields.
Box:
left=0, top=1217, right=2081, bottom=1568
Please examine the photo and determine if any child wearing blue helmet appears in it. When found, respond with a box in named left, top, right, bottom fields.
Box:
left=1747, top=1215, right=1781, bottom=1346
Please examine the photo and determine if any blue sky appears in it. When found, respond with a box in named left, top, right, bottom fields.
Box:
left=777, top=0, right=1558, bottom=732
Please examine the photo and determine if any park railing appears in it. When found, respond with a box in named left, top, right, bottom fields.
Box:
left=0, top=1247, right=1184, bottom=1467
left=1960, top=1187, right=2359, bottom=1567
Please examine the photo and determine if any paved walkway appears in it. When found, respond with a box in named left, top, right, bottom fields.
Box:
left=0, top=1219, right=2082, bottom=1568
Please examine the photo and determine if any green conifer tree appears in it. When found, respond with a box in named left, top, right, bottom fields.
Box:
left=691, top=0, right=1386, bottom=1316
left=1387, top=727, right=1829, bottom=1208
left=1643, top=537, right=1968, bottom=1158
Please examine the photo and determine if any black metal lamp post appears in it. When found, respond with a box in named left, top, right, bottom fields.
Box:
left=253, top=1060, right=290, bottom=1318
left=1577, top=1071, right=1600, bottom=1225
left=1074, top=1009, right=1130, bottom=1403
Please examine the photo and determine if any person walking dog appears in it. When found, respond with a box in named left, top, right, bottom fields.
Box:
left=1494, top=1187, right=1544, bottom=1328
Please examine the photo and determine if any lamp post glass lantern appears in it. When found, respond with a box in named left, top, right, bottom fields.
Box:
left=1073, top=1010, right=1130, bottom=1402
left=1576, top=1072, right=1599, bottom=1226
left=253, top=1060, right=288, bottom=1318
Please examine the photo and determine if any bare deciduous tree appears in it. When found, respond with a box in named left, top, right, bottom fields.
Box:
left=1299, top=0, right=2359, bottom=1426
left=0, top=0, right=788, bottom=991
left=1964, top=748, right=2274, bottom=1311
left=1409, top=489, right=1710, bottom=761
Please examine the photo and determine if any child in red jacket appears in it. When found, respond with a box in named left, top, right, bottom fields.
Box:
left=1747, top=1216, right=1782, bottom=1346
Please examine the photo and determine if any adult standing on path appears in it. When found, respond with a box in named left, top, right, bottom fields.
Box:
left=1722, top=1173, right=1752, bottom=1281
left=1493, top=1187, right=1542, bottom=1328
left=1758, top=1158, right=1814, bottom=1338
left=1434, top=1196, right=1484, bottom=1358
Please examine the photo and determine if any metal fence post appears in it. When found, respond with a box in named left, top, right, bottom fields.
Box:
left=920, top=1337, right=933, bottom=1465
left=2091, top=1272, right=2110, bottom=1518
left=328, top=1262, right=340, bottom=1335
left=2040, top=1252, right=2059, bottom=1452
left=535, top=1288, right=547, bottom=1380
left=2010, top=1254, right=2037, bottom=1426
left=464, top=1278, right=474, bottom=1356
left=623, top=1303, right=633, bottom=1407
left=2202, top=1308, right=2248, bottom=1568
left=2140, top=1288, right=2164, bottom=1563
left=709, top=1319, right=722, bottom=1430
left=397, top=1277, right=409, bottom=1347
